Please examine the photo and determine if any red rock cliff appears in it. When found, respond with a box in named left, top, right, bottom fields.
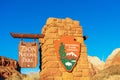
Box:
left=0, top=56, right=21, bottom=79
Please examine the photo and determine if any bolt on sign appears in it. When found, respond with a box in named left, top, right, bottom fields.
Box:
left=54, top=36, right=80, bottom=72
left=18, top=41, right=38, bottom=68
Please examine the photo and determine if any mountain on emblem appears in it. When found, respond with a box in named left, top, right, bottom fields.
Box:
left=66, top=52, right=77, bottom=57
left=54, top=36, right=80, bottom=72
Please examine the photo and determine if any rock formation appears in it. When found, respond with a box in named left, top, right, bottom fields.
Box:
left=91, top=65, right=120, bottom=80
left=90, top=49, right=120, bottom=80
left=88, top=62, right=96, bottom=76
left=105, top=48, right=120, bottom=68
left=0, top=56, right=21, bottom=79
left=88, top=56, right=105, bottom=73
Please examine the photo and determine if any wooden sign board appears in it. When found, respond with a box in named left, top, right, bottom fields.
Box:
left=18, top=41, right=38, bottom=68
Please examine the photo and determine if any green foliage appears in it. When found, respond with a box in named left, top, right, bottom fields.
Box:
left=59, top=43, right=66, bottom=57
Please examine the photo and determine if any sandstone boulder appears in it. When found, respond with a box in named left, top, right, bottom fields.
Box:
left=88, top=56, right=105, bottom=73
left=105, top=48, right=120, bottom=68
left=0, top=56, right=21, bottom=79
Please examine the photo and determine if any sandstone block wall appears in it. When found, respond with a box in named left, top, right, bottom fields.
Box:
left=39, top=18, right=90, bottom=80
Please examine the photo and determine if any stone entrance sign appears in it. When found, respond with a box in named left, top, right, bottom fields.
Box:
left=39, top=18, right=90, bottom=80
left=18, top=41, right=38, bottom=68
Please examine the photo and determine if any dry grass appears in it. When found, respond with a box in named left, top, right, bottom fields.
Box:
left=6, top=65, right=120, bottom=80
left=5, top=72, right=40, bottom=80
left=91, top=65, right=120, bottom=80
left=23, top=72, right=40, bottom=80
left=105, top=75, right=120, bottom=80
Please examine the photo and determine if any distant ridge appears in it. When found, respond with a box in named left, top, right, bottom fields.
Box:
left=105, top=48, right=120, bottom=68
left=91, top=48, right=120, bottom=80
left=88, top=56, right=105, bottom=73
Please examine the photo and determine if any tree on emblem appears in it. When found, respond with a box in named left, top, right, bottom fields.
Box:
left=59, top=43, right=66, bottom=59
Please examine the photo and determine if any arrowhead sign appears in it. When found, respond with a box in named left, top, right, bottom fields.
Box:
left=54, top=36, right=80, bottom=72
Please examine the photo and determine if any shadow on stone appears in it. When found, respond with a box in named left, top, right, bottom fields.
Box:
left=39, top=43, right=42, bottom=71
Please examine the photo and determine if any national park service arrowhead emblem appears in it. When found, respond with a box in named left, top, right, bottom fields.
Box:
left=54, top=36, right=80, bottom=72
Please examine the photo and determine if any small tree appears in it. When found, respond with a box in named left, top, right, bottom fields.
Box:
left=59, top=43, right=66, bottom=58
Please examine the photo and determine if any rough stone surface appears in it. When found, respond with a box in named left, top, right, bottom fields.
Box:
left=105, top=48, right=120, bottom=68
left=88, top=62, right=96, bottom=77
left=39, top=17, right=91, bottom=80
left=0, top=56, right=21, bottom=79
left=88, top=56, right=105, bottom=73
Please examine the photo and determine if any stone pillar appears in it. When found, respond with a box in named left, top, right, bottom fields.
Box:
left=39, top=18, right=90, bottom=80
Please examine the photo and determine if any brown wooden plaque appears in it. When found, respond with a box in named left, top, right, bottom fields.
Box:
left=18, top=41, right=38, bottom=68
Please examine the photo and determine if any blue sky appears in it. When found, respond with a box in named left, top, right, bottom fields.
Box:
left=0, top=0, right=120, bottom=74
